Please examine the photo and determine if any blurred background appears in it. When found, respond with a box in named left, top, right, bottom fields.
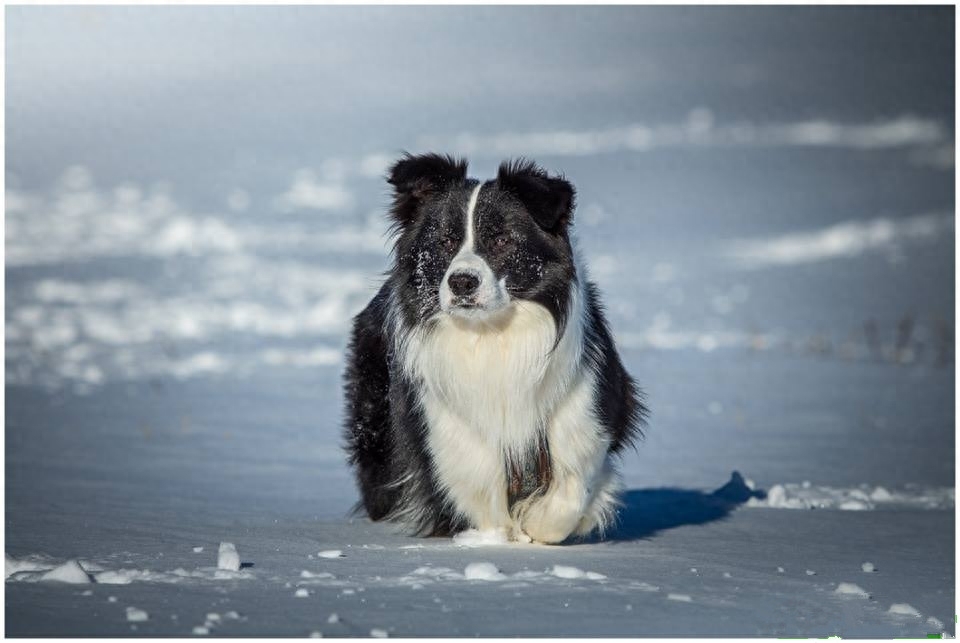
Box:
left=5, top=6, right=955, bottom=521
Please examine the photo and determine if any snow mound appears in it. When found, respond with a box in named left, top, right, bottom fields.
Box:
left=835, top=582, right=870, bottom=598
left=6, top=554, right=52, bottom=579
left=888, top=603, right=921, bottom=617
left=126, top=607, right=149, bottom=622
left=217, top=542, right=240, bottom=571
left=464, top=562, right=506, bottom=581
left=746, top=483, right=954, bottom=511
left=453, top=528, right=509, bottom=547
left=318, top=550, right=344, bottom=559
left=39, top=560, right=92, bottom=584
left=550, top=565, right=587, bottom=579
left=549, top=565, right=605, bottom=580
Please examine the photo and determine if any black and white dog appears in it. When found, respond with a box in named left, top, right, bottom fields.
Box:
left=343, top=153, right=645, bottom=544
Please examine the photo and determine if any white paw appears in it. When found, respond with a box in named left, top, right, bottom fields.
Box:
left=518, top=488, right=584, bottom=544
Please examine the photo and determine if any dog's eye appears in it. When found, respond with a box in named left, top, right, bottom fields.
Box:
left=442, top=236, right=458, bottom=253
left=493, top=234, right=510, bottom=250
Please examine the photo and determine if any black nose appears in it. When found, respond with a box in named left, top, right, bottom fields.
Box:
left=448, top=271, right=480, bottom=297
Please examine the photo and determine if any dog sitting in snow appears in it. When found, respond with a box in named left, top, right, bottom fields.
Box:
left=343, top=153, right=645, bottom=543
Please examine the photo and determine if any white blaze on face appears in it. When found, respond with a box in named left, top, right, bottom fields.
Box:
left=439, top=183, right=509, bottom=317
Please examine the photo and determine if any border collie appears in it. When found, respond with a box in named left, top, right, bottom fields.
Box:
left=343, top=153, right=645, bottom=544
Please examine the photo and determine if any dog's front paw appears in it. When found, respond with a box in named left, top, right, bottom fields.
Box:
left=516, top=486, right=584, bottom=544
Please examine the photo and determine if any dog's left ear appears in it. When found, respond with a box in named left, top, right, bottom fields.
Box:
left=497, top=159, right=575, bottom=232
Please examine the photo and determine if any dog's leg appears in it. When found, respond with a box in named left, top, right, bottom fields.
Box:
left=516, top=373, right=610, bottom=544
left=424, top=403, right=512, bottom=531
left=573, top=456, right=621, bottom=537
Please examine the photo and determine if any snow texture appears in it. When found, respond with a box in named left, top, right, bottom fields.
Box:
left=452, top=528, right=510, bottom=547
left=125, top=607, right=149, bottom=623
left=835, top=582, right=871, bottom=598
left=888, top=603, right=922, bottom=617
left=463, top=562, right=506, bottom=581
left=217, top=542, right=240, bottom=572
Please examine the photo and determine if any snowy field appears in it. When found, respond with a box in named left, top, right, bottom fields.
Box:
left=5, top=6, right=956, bottom=637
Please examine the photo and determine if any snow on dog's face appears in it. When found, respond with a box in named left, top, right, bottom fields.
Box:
left=387, top=154, right=577, bottom=332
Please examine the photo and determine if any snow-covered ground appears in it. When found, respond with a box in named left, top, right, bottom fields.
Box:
left=5, top=6, right=955, bottom=637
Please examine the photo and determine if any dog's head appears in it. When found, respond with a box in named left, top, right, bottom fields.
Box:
left=387, top=153, right=577, bottom=331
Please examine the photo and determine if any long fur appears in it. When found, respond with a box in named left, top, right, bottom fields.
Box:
left=343, top=154, right=646, bottom=543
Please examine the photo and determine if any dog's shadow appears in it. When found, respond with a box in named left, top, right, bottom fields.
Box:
left=582, top=471, right=767, bottom=543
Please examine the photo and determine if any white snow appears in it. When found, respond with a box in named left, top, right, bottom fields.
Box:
left=300, top=570, right=336, bottom=579
left=805, top=570, right=816, bottom=576
left=317, top=550, right=344, bottom=559
left=551, top=565, right=587, bottom=579
left=192, top=626, right=209, bottom=635
left=862, top=562, right=876, bottom=573
left=294, top=588, right=310, bottom=598
left=6, top=554, right=50, bottom=579
left=464, top=562, right=506, bottom=581
left=888, top=603, right=922, bottom=617
left=745, top=482, right=954, bottom=511
left=192, top=547, right=204, bottom=553
left=927, top=616, right=945, bottom=630
left=452, top=528, right=510, bottom=547
left=327, top=613, right=339, bottom=624
left=309, top=631, right=323, bottom=638
left=370, top=628, right=389, bottom=638
left=39, top=560, right=91, bottom=584
left=667, top=593, right=693, bottom=602
left=217, top=542, right=240, bottom=571
left=126, top=607, right=149, bottom=622
left=205, top=613, right=220, bottom=622
left=835, top=582, right=870, bottom=598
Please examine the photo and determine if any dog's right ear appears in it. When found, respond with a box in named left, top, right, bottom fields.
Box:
left=387, top=153, right=468, bottom=227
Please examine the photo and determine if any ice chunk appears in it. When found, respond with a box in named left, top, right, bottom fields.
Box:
left=327, top=613, right=340, bottom=624
left=464, top=562, right=506, bottom=581
left=40, top=560, right=91, bottom=584
left=309, top=631, right=323, bottom=638
left=126, top=607, right=149, bottom=622
left=861, top=562, right=876, bottom=573
left=295, top=588, right=310, bottom=598
left=453, top=528, right=509, bottom=547
left=318, top=550, right=344, bottom=559
left=888, top=603, right=921, bottom=617
left=217, top=542, right=240, bottom=571
left=6, top=554, right=50, bottom=579
left=193, top=626, right=209, bottom=635
left=192, top=547, right=204, bottom=553
left=551, top=565, right=586, bottom=579
left=370, top=628, right=388, bottom=638
left=667, top=593, right=692, bottom=602
left=835, top=582, right=870, bottom=598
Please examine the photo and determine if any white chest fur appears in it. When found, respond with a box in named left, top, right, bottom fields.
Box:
left=397, top=285, right=592, bottom=530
